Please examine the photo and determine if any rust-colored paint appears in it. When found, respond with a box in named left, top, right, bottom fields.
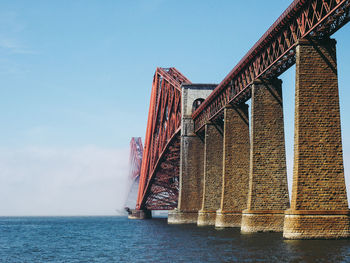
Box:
left=136, top=68, right=191, bottom=210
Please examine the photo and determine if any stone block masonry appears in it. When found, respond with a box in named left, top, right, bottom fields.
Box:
left=128, top=209, right=152, bottom=219
left=168, top=84, right=216, bottom=224
left=215, top=103, right=250, bottom=228
left=241, top=78, right=290, bottom=233
left=197, top=123, right=223, bottom=226
left=283, top=38, right=350, bottom=239
left=168, top=134, right=204, bottom=223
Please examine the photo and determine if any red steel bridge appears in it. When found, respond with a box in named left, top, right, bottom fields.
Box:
left=132, top=0, right=350, bottom=211
left=136, top=68, right=191, bottom=210
left=124, top=137, right=143, bottom=211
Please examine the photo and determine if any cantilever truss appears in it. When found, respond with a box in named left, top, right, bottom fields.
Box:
left=125, top=137, right=143, bottom=209
left=193, top=0, right=350, bottom=132
left=128, top=137, right=143, bottom=181
left=137, top=68, right=191, bottom=210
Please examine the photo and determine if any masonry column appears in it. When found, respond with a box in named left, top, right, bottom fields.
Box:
left=168, top=84, right=216, bottom=224
left=197, top=122, right=223, bottom=226
left=128, top=209, right=152, bottom=219
left=168, top=133, right=204, bottom=223
left=283, top=38, right=350, bottom=239
left=241, top=78, right=290, bottom=233
left=215, top=103, right=250, bottom=228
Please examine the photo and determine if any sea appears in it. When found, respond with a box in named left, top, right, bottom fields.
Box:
left=0, top=216, right=349, bottom=263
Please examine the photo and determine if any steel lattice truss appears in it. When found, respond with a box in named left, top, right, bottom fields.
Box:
left=128, top=137, right=143, bottom=181
left=137, top=68, right=191, bottom=210
left=193, top=0, right=350, bottom=132
left=124, top=137, right=143, bottom=210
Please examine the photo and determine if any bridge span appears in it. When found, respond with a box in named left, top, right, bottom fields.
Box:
left=128, top=0, right=350, bottom=239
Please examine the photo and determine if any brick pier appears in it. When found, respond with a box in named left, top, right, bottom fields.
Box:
left=128, top=209, right=152, bottom=219
left=215, top=104, right=250, bottom=228
left=198, top=123, right=223, bottom=226
left=283, top=38, right=350, bottom=239
left=241, top=78, right=290, bottom=233
left=168, top=84, right=216, bottom=224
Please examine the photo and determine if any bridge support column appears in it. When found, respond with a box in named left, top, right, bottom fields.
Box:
left=168, top=84, right=216, bottom=224
left=198, top=123, right=223, bottom=226
left=283, top=38, right=350, bottom=239
left=215, top=103, right=250, bottom=228
left=241, top=78, right=289, bottom=233
left=128, top=209, right=152, bottom=219
left=168, top=135, right=204, bottom=224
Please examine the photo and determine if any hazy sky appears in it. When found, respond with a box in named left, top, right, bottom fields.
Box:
left=0, top=0, right=349, bottom=216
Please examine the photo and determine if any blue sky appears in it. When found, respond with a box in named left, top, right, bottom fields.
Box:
left=0, top=0, right=349, bottom=215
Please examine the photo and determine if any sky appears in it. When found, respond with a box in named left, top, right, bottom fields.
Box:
left=0, top=0, right=349, bottom=216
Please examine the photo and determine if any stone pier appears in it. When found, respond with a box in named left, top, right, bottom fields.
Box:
left=128, top=209, right=152, bottom=219
left=198, top=122, right=223, bottom=226
left=215, top=104, right=250, bottom=228
left=241, top=78, right=290, bottom=233
left=168, top=84, right=216, bottom=224
left=283, top=38, right=350, bottom=239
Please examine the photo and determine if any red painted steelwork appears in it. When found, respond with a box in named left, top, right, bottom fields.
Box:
left=192, top=0, right=350, bottom=132
left=136, top=68, right=191, bottom=210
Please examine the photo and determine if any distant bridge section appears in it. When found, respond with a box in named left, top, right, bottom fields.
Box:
left=124, top=137, right=143, bottom=212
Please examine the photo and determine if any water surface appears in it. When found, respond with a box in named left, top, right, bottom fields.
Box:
left=0, top=216, right=349, bottom=262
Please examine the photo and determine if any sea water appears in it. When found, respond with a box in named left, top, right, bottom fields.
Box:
left=0, top=216, right=349, bottom=262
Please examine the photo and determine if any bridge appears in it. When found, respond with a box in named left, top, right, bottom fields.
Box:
left=124, top=137, right=143, bottom=217
left=127, top=0, right=350, bottom=239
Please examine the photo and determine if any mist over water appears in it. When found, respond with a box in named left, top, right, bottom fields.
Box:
left=123, top=178, right=139, bottom=210
left=0, top=146, right=130, bottom=216
left=1, top=216, right=349, bottom=262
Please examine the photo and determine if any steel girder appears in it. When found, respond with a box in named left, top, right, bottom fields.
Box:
left=137, top=68, right=191, bottom=210
left=192, top=0, right=350, bottom=132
